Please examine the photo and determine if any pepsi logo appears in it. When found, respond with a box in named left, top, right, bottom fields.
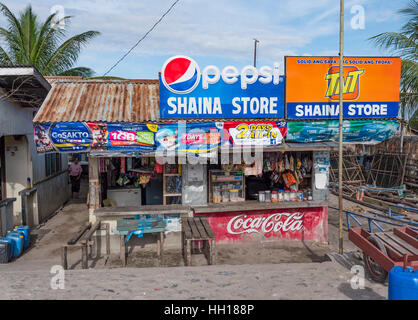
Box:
left=161, top=55, right=200, bottom=94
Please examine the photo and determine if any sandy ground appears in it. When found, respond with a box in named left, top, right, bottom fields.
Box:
left=0, top=179, right=392, bottom=299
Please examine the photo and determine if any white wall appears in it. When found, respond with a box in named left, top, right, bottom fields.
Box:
left=0, top=90, right=34, bottom=137
left=1, top=93, right=70, bottom=225
left=4, top=135, right=31, bottom=222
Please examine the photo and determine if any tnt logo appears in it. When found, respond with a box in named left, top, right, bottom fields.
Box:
left=325, top=66, right=364, bottom=100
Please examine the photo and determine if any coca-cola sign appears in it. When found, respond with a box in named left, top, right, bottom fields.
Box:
left=196, top=206, right=328, bottom=243
left=227, top=212, right=304, bottom=235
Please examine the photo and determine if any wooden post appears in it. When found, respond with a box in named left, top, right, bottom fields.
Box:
left=81, top=245, right=88, bottom=269
left=61, top=246, right=68, bottom=270
left=88, top=156, right=100, bottom=222
left=156, top=234, right=161, bottom=257
left=105, top=223, right=110, bottom=256
left=186, top=239, right=191, bottom=266
left=211, top=239, right=216, bottom=265
left=159, top=232, right=164, bottom=265
left=120, top=235, right=127, bottom=266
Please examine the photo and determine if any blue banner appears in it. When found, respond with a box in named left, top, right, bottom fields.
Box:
left=49, top=122, right=92, bottom=152
left=286, top=120, right=399, bottom=144
left=160, top=76, right=285, bottom=119
left=155, top=122, right=222, bottom=154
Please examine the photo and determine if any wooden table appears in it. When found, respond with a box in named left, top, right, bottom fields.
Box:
left=181, top=216, right=216, bottom=266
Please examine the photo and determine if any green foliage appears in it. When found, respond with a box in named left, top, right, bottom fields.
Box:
left=369, top=0, right=418, bottom=122
left=410, top=108, right=418, bottom=130
left=0, top=3, right=100, bottom=77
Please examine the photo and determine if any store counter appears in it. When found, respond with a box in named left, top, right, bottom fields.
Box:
left=193, top=200, right=329, bottom=244
left=192, top=200, right=328, bottom=214
left=94, top=200, right=328, bottom=243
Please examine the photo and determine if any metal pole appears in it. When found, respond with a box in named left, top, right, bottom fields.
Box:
left=253, top=39, right=259, bottom=67
left=338, top=0, right=344, bottom=255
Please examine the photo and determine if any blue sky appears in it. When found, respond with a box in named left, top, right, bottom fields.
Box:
left=1, top=0, right=410, bottom=78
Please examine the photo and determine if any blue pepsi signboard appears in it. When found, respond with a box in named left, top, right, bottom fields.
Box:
left=159, top=56, right=285, bottom=119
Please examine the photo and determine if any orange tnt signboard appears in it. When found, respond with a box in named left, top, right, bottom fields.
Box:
left=285, top=56, right=401, bottom=119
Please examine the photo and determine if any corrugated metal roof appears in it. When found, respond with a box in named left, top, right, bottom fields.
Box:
left=44, top=76, right=83, bottom=85
left=33, top=79, right=160, bottom=123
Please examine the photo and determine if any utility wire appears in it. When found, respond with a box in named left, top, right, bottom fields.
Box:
left=102, top=0, right=180, bottom=76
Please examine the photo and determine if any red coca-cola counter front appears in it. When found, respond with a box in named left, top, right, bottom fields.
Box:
left=193, top=201, right=328, bottom=244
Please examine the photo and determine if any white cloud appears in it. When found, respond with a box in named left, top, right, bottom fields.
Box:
left=0, top=0, right=399, bottom=77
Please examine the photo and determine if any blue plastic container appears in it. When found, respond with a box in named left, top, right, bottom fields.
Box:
left=0, top=238, right=14, bottom=259
left=388, top=266, right=418, bottom=300
left=5, top=232, right=24, bottom=258
left=10, top=229, right=26, bottom=247
left=14, top=226, right=30, bottom=249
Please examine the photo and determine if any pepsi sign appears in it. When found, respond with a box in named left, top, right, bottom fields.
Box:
left=159, top=55, right=285, bottom=119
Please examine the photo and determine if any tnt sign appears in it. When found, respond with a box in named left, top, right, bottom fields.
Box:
left=325, top=66, right=364, bottom=100
left=285, top=56, right=401, bottom=119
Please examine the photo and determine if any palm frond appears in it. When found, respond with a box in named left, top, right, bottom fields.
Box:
left=32, top=15, right=71, bottom=71
left=0, top=3, right=99, bottom=76
left=0, top=44, right=13, bottom=65
left=0, top=2, right=26, bottom=62
left=369, top=32, right=417, bottom=60
left=42, top=30, right=100, bottom=75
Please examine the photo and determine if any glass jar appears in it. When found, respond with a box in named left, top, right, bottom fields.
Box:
left=307, top=189, right=313, bottom=201
left=213, top=190, right=221, bottom=203
left=278, top=190, right=284, bottom=202
left=290, top=191, right=297, bottom=201
left=265, top=190, right=271, bottom=203
left=222, top=190, right=230, bottom=202
left=284, top=190, right=290, bottom=202
left=271, top=191, right=278, bottom=203
left=229, top=189, right=239, bottom=202
left=297, top=190, right=303, bottom=201
left=258, top=191, right=265, bottom=203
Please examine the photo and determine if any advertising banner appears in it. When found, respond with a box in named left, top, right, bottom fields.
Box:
left=286, top=119, right=399, bottom=144
left=104, top=123, right=157, bottom=153
left=285, top=56, right=401, bottom=119
left=222, top=121, right=287, bottom=147
left=49, top=122, right=91, bottom=152
left=159, top=56, right=285, bottom=119
left=195, top=206, right=328, bottom=243
left=155, top=122, right=222, bottom=155
left=34, top=123, right=55, bottom=153
left=34, top=122, right=158, bottom=154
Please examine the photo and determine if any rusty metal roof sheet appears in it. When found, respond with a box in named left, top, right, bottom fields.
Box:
left=34, top=79, right=160, bottom=123
left=44, top=76, right=83, bottom=85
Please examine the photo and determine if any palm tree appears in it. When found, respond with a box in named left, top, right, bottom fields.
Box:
left=0, top=3, right=100, bottom=77
left=369, top=0, right=418, bottom=125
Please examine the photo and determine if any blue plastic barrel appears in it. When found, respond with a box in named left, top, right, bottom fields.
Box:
left=5, top=232, right=24, bottom=258
left=14, top=226, right=30, bottom=249
left=388, top=266, right=418, bottom=300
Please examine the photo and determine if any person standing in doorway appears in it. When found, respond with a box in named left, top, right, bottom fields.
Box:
left=68, top=157, right=82, bottom=199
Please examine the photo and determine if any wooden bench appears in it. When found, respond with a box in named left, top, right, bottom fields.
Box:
left=181, top=216, right=216, bottom=266
left=117, top=217, right=166, bottom=266
left=61, top=221, right=110, bottom=270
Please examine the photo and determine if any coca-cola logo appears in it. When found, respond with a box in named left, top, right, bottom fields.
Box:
left=226, top=212, right=304, bottom=235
